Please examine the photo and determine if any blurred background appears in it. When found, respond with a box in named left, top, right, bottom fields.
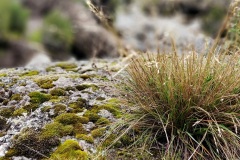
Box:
left=0, top=0, right=233, bottom=68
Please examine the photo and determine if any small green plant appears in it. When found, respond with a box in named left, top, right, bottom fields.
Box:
left=42, top=10, right=73, bottom=52
left=115, top=51, right=240, bottom=159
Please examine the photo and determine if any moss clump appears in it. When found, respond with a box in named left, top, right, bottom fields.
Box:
left=50, top=140, right=88, bottom=160
left=79, top=74, right=93, bottom=80
left=34, top=77, right=58, bottom=89
left=0, top=73, right=7, bottom=77
left=0, top=106, right=15, bottom=118
left=0, top=117, right=7, bottom=131
left=10, top=94, right=22, bottom=101
left=40, top=122, right=73, bottom=139
left=41, top=106, right=52, bottom=112
left=73, top=123, right=87, bottom=135
left=13, top=108, right=27, bottom=116
left=54, top=103, right=66, bottom=113
left=83, top=110, right=100, bottom=123
left=76, top=84, right=99, bottom=91
left=29, top=91, right=51, bottom=104
left=98, top=99, right=121, bottom=117
left=68, top=98, right=87, bottom=113
left=50, top=88, right=66, bottom=96
left=76, top=134, right=94, bottom=143
left=65, top=86, right=76, bottom=91
left=55, top=113, right=89, bottom=125
left=55, top=62, right=77, bottom=70
left=12, top=128, right=60, bottom=159
left=23, top=103, right=39, bottom=112
left=96, top=96, right=106, bottom=101
left=20, top=70, right=39, bottom=77
left=96, top=117, right=110, bottom=125
left=4, top=149, right=18, bottom=158
left=91, top=128, right=106, bottom=138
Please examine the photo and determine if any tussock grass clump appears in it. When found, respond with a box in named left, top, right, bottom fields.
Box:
left=120, top=52, right=240, bottom=159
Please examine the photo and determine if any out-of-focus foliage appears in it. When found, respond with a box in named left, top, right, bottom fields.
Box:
left=0, top=0, right=29, bottom=38
left=202, top=6, right=227, bottom=37
left=42, top=10, right=74, bottom=52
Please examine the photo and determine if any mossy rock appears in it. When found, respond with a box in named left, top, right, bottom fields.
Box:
left=4, top=149, right=18, bottom=158
left=20, top=70, right=39, bottom=77
left=50, top=88, right=66, bottom=96
left=12, top=108, right=27, bottom=116
left=76, top=84, right=99, bottom=91
left=34, top=77, right=58, bottom=89
left=68, top=98, right=87, bottom=113
left=41, top=106, right=52, bottom=112
left=0, top=117, right=7, bottom=130
left=76, top=134, right=94, bottom=144
left=23, top=103, right=39, bottom=112
left=10, top=94, right=22, bottom=101
left=83, top=110, right=100, bottom=123
left=55, top=62, right=77, bottom=70
left=50, top=140, right=88, bottom=160
left=12, top=128, right=60, bottom=159
left=40, top=122, right=73, bottom=139
left=96, top=117, right=110, bottom=125
left=0, top=73, right=7, bottom=77
left=91, top=128, right=106, bottom=138
left=73, top=123, right=88, bottom=135
left=53, top=104, right=66, bottom=116
left=55, top=113, right=89, bottom=125
left=29, top=91, right=51, bottom=104
left=0, top=106, right=15, bottom=118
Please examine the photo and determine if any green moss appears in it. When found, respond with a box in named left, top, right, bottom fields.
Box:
left=50, top=96, right=66, bottom=103
left=72, top=123, right=87, bottom=135
left=76, top=84, right=99, bottom=91
left=40, top=122, right=73, bottom=139
left=53, top=104, right=66, bottom=116
left=55, top=113, right=89, bottom=125
left=50, top=140, right=88, bottom=160
left=0, top=117, right=7, bottom=131
left=98, top=99, right=121, bottom=117
left=13, top=108, right=27, bottom=116
left=68, top=98, right=87, bottom=113
left=91, top=128, right=106, bottom=138
left=0, top=106, right=15, bottom=118
left=34, top=77, right=58, bottom=89
left=96, top=97, right=106, bottom=101
left=12, top=128, right=60, bottom=159
left=50, top=88, right=66, bottom=96
left=10, top=93, right=22, bottom=101
left=2, top=99, right=9, bottom=105
left=120, top=134, right=133, bottom=146
left=76, top=134, right=94, bottom=143
left=0, top=73, right=7, bottom=77
left=20, top=70, right=39, bottom=77
left=83, top=110, right=100, bottom=123
left=23, top=103, right=39, bottom=112
left=68, top=102, right=84, bottom=113
left=5, top=149, right=18, bottom=157
left=79, top=74, right=93, bottom=80
left=41, top=106, right=52, bottom=112
left=55, top=62, right=77, bottom=70
left=29, top=91, right=51, bottom=104
left=65, top=86, right=76, bottom=91
left=96, top=117, right=110, bottom=125
left=102, top=134, right=118, bottom=147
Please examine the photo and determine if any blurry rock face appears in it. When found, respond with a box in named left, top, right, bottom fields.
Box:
left=115, top=5, right=213, bottom=54
left=0, top=41, right=36, bottom=68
